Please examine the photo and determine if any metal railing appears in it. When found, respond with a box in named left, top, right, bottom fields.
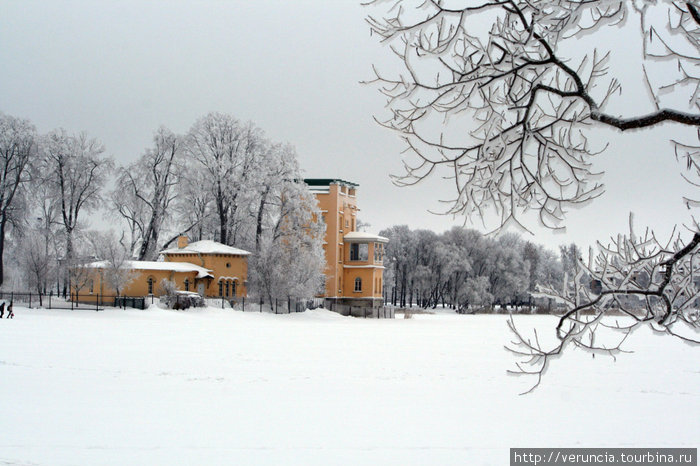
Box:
left=0, top=291, right=326, bottom=313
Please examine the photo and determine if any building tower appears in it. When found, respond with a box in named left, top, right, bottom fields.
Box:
left=305, top=179, right=388, bottom=312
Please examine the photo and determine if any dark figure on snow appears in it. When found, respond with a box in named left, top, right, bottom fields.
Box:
left=6, top=302, right=13, bottom=319
left=0, top=302, right=4, bottom=318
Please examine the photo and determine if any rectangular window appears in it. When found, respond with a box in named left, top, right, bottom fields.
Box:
left=350, top=243, right=368, bottom=261
left=374, top=243, right=385, bottom=262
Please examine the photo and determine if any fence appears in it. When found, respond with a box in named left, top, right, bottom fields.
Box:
left=0, top=291, right=152, bottom=311
left=0, top=291, right=327, bottom=313
left=1, top=291, right=392, bottom=317
left=225, top=296, right=325, bottom=314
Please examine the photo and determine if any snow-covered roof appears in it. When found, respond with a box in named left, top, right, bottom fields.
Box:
left=160, top=240, right=251, bottom=256
left=86, top=260, right=214, bottom=279
left=343, top=232, right=389, bottom=243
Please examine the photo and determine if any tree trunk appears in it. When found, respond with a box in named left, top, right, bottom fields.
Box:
left=255, top=187, right=270, bottom=253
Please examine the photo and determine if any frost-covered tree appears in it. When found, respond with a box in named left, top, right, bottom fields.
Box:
left=251, top=179, right=325, bottom=307
left=87, top=230, right=136, bottom=297
left=380, top=225, right=560, bottom=309
left=251, top=143, right=300, bottom=253
left=381, top=225, right=418, bottom=307
left=458, top=276, right=493, bottom=311
left=0, top=113, right=37, bottom=287
left=367, top=0, right=700, bottom=388
left=185, top=113, right=265, bottom=245
left=19, top=229, right=53, bottom=299
left=367, top=0, right=700, bottom=229
left=41, top=130, right=113, bottom=269
left=113, top=127, right=181, bottom=260
left=170, top=164, right=214, bottom=244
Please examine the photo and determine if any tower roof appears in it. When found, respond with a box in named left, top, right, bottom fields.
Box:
left=303, top=178, right=359, bottom=188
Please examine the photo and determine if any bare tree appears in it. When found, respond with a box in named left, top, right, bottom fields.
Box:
left=185, top=113, right=265, bottom=245
left=0, top=113, right=37, bottom=287
left=111, top=175, right=147, bottom=258
left=366, top=0, right=700, bottom=230
left=20, top=229, right=53, bottom=301
left=113, top=127, right=181, bottom=260
left=368, top=0, right=700, bottom=389
left=508, top=218, right=700, bottom=392
left=173, top=167, right=214, bottom=243
left=41, top=129, right=113, bottom=288
left=87, top=230, right=136, bottom=297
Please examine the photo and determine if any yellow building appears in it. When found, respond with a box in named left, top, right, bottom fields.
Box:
left=304, top=179, right=388, bottom=311
left=75, top=236, right=249, bottom=300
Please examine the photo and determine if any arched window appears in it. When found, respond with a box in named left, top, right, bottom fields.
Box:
left=147, top=277, right=154, bottom=295
left=184, top=278, right=190, bottom=292
left=88, top=279, right=94, bottom=294
left=218, top=281, right=223, bottom=297
left=225, top=281, right=230, bottom=297
left=354, top=277, right=362, bottom=292
left=231, top=280, right=237, bottom=297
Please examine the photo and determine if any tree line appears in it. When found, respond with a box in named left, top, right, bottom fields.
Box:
left=0, top=111, right=325, bottom=302
left=379, top=225, right=579, bottom=312
left=1, top=110, right=581, bottom=308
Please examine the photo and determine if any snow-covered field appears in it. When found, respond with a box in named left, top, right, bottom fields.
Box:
left=0, top=306, right=697, bottom=465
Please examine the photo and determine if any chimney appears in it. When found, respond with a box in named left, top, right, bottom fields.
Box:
left=177, top=235, right=189, bottom=249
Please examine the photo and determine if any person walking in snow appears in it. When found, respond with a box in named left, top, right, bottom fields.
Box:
left=6, top=302, right=13, bottom=319
left=0, top=301, right=4, bottom=318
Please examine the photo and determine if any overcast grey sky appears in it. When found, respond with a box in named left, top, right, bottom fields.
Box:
left=1, top=0, right=696, bottom=252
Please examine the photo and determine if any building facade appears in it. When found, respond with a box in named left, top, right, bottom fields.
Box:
left=305, top=179, right=388, bottom=310
left=76, top=237, right=249, bottom=300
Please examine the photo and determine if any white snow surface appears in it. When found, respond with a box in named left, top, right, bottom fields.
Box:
left=0, top=307, right=697, bottom=465
left=160, top=240, right=251, bottom=256
left=86, top=260, right=213, bottom=279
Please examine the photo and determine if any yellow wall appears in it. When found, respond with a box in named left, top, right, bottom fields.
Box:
left=310, top=181, right=388, bottom=302
left=72, top=268, right=200, bottom=302
left=342, top=242, right=384, bottom=298
left=73, top=251, right=248, bottom=301
left=313, top=182, right=358, bottom=298
left=162, top=253, right=248, bottom=297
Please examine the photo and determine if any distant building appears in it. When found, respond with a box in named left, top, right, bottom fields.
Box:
left=74, top=236, right=250, bottom=300
left=305, top=179, right=389, bottom=313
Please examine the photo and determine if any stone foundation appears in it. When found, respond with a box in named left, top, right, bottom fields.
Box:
left=324, top=298, right=394, bottom=318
